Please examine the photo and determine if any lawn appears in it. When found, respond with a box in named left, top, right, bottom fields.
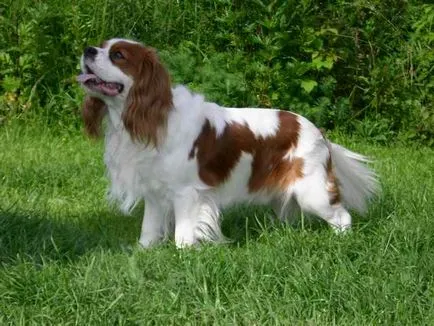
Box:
left=0, top=122, right=433, bottom=324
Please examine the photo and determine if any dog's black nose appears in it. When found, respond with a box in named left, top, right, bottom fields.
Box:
left=84, top=47, right=98, bottom=60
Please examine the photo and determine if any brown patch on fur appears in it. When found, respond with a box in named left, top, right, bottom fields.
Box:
left=250, top=156, right=304, bottom=192
left=82, top=96, right=107, bottom=138
left=190, top=120, right=256, bottom=186
left=326, top=156, right=340, bottom=205
left=248, top=112, right=303, bottom=192
left=100, top=41, right=108, bottom=48
left=110, top=41, right=173, bottom=147
left=189, top=111, right=303, bottom=192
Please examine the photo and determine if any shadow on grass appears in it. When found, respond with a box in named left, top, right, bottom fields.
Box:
left=0, top=208, right=142, bottom=266
left=220, top=204, right=329, bottom=246
left=0, top=204, right=301, bottom=263
left=220, top=201, right=385, bottom=246
left=0, top=199, right=383, bottom=265
left=221, top=205, right=274, bottom=245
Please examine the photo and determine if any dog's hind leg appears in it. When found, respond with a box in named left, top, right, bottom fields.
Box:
left=293, top=169, right=352, bottom=232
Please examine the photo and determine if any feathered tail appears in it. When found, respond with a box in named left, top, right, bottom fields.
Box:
left=330, top=143, right=379, bottom=214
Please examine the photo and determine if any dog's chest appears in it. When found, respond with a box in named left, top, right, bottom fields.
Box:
left=104, top=129, right=170, bottom=199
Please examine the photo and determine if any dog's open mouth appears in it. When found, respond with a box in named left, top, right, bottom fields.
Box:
left=77, top=65, right=124, bottom=96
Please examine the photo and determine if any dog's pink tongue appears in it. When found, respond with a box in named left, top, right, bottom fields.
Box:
left=76, top=74, right=97, bottom=83
left=100, top=84, right=120, bottom=96
left=76, top=73, right=120, bottom=96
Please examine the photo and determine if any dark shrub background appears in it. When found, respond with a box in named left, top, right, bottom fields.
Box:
left=0, top=0, right=432, bottom=144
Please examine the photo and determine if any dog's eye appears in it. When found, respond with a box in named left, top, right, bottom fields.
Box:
left=110, top=51, right=124, bottom=61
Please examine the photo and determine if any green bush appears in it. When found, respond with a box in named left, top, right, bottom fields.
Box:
left=0, top=0, right=432, bottom=144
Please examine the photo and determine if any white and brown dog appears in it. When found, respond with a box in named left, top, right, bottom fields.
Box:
left=77, top=38, right=378, bottom=248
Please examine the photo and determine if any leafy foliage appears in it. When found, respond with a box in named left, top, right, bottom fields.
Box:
left=0, top=0, right=432, bottom=144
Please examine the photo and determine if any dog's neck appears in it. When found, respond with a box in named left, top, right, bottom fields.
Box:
left=103, top=95, right=173, bottom=150
left=105, top=101, right=124, bottom=130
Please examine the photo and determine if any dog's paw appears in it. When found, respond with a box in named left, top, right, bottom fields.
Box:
left=138, top=234, right=162, bottom=249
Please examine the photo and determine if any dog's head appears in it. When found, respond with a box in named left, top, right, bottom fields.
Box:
left=78, top=38, right=172, bottom=146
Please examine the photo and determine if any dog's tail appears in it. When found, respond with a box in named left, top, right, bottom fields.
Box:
left=329, top=143, right=379, bottom=214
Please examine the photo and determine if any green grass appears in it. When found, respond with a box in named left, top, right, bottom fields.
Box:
left=1, top=122, right=434, bottom=325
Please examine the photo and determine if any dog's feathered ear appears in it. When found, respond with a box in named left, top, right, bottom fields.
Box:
left=82, top=96, right=107, bottom=138
left=122, top=47, right=172, bottom=148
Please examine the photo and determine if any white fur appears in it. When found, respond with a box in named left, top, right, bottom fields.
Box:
left=226, top=108, right=281, bottom=138
left=80, top=39, right=379, bottom=248
left=329, top=143, right=379, bottom=214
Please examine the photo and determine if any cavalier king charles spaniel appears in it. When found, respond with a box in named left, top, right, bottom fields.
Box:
left=77, top=38, right=378, bottom=248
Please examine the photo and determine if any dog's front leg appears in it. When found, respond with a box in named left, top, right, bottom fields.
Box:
left=139, top=196, right=169, bottom=248
left=173, top=188, right=203, bottom=248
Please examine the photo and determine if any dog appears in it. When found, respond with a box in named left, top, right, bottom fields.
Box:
left=77, top=38, right=378, bottom=248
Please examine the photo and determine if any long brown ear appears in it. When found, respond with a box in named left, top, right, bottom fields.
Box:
left=122, top=48, right=173, bottom=147
left=82, top=96, right=107, bottom=138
